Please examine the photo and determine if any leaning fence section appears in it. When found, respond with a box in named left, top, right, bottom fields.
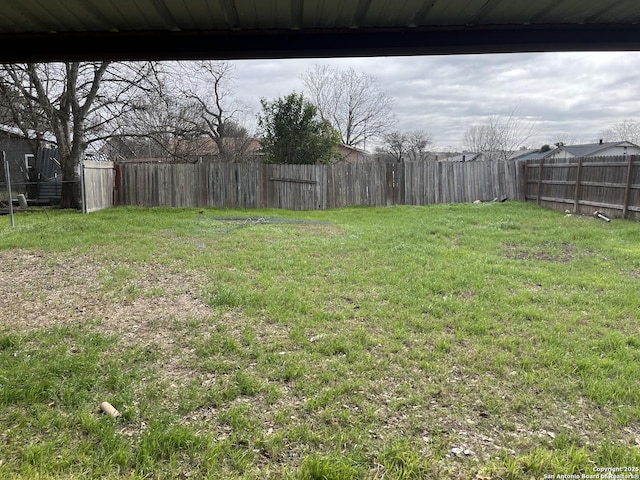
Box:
left=524, top=156, right=640, bottom=220
left=117, top=160, right=525, bottom=210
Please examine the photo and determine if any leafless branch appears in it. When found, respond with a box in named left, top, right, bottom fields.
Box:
left=302, top=65, right=395, bottom=148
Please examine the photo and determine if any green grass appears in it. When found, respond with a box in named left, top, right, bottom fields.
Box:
left=1, top=202, right=639, bottom=479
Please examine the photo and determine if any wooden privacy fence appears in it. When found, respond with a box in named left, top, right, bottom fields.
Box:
left=82, top=160, right=115, bottom=213
left=524, top=156, right=640, bottom=220
left=116, top=160, right=525, bottom=210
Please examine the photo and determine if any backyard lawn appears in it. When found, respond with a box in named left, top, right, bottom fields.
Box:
left=0, top=202, right=639, bottom=479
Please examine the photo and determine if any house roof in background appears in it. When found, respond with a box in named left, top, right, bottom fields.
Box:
left=446, top=152, right=485, bottom=162
left=0, top=124, right=26, bottom=137
left=338, top=144, right=369, bottom=154
left=0, top=124, right=56, bottom=143
left=556, top=141, right=639, bottom=157
left=1, top=1, right=640, bottom=62
left=508, top=149, right=542, bottom=161
left=172, top=136, right=261, bottom=156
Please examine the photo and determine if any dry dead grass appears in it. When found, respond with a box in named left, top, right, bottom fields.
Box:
left=0, top=249, right=209, bottom=334
left=502, top=241, right=582, bottom=262
left=0, top=248, right=213, bottom=393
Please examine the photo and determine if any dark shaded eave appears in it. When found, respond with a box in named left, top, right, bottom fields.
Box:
left=3, top=23, right=640, bottom=63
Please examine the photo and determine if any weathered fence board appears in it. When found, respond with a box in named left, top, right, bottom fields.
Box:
left=116, top=160, right=525, bottom=211
left=525, top=155, right=640, bottom=220
left=83, top=161, right=114, bottom=213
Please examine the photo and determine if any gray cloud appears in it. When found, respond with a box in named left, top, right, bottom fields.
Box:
left=233, top=52, right=640, bottom=150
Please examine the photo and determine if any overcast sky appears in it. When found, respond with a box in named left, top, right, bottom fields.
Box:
left=230, top=51, right=640, bottom=152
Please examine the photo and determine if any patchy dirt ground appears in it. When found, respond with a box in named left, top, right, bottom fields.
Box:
left=0, top=249, right=211, bottom=342
left=2, top=244, right=639, bottom=478
left=502, top=241, right=583, bottom=262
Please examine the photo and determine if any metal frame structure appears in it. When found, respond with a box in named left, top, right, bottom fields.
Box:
left=0, top=1, right=639, bottom=62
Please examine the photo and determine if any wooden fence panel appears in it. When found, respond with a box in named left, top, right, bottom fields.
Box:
left=505, top=161, right=523, bottom=201
left=525, top=156, right=640, bottom=219
left=214, top=162, right=234, bottom=207
left=342, top=164, right=356, bottom=207
left=626, top=156, right=640, bottom=217
left=439, top=162, right=454, bottom=203
left=353, top=163, right=366, bottom=206
left=83, top=161, right=114, bottom=212
left=236, top=162, right=260, bottom=208
left=328, top=163, right=354, bottom=208
left=266, top=164, right=316, bottom=210
left=116, top=160, right=527, bottom=211
left=173, top=164, right=193, bottom=207
left=155, top=164, right=168, bottom=207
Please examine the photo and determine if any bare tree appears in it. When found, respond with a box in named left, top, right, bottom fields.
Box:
left=381, top=129, right=432, bottom=162
left=110, top=87, right=205, bottom=161
left=0, top=62, right=158, bottom=207
left=551, top=133, right=580, bottom=147
left=382, top=131, right=408, bottom=162
left=599, top=119, right=640, bottom=144
left=406, top=130, right=433, bottom=161
left=463, top=124, right=491, bottom=156
left=463, top=111, right=539, bottom=161
left=177, top=61, right=252, bottom=161
left=0, top=73, right=49, bottom=151
left=302, top=65, right=394, bottom=148
left=107, top=61, right=253, bottom=163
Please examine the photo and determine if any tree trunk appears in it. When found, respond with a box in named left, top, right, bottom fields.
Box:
left=214, top=137, right=228, bottom=161
left=59, top=150, right=82, bottom=209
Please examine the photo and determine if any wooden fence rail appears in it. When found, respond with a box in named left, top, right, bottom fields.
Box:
left=116, top=160, right=525, bottom=210
left=524, top=155, right=640, bottom=220
left=57, top=156, right=640, bottom=219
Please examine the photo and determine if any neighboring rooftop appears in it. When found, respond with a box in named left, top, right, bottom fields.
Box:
left=0, top=124, right=56, bottom=144
left=511, top=140, right=640, bottom=161
left=557, top=141, right=637, bottom=157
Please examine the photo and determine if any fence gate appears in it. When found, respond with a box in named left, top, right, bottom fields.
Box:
left=82, top=160, right=115, bottom=212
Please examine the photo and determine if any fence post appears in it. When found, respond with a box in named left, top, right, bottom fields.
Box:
left=79, top=161, right=87, bottom=213
left=3, top=151, right=14, bottom=227
left=536, top=158, right=545, bottom=205
left=523, top=160, right=528, bottom=201
left=114, top=163, right=120, bottom=206
left=622, top=154, right=635, bottom=219
left=573, top=157, right=583, bottom=213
